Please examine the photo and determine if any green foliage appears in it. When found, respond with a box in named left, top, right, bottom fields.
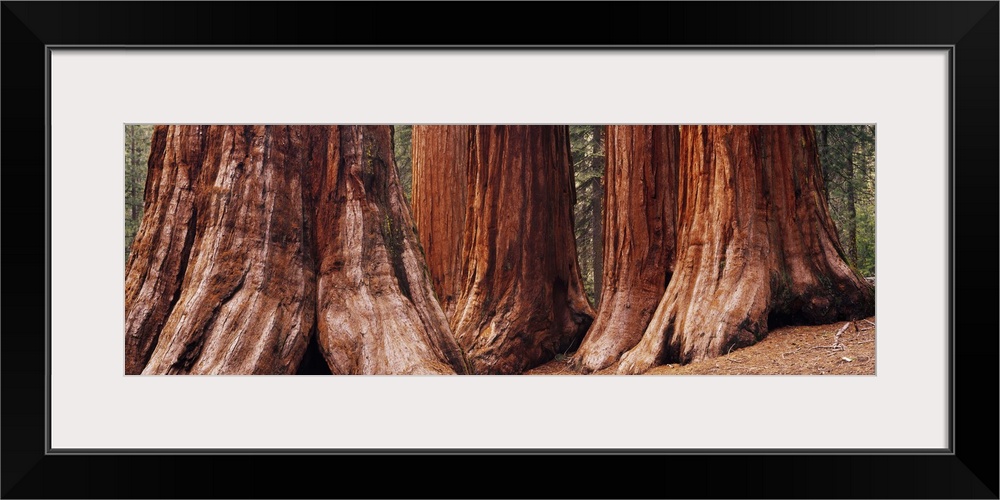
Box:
left=393, top=125, right=413, bottom=203
left=816, top=125, right=876, bottom=277
left=125, top=125, right=154, bottom=261
left=855, top=203, right=876, bottom=276
left=569, top=125, right=605, bottom=306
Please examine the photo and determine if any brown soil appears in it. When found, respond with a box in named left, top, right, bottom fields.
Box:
left=525, top=316, right=876, bottom=375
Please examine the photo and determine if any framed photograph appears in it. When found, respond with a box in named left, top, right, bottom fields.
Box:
left=3, top=2, right=996, bottom=498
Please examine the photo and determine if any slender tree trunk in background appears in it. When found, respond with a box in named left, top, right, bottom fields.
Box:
left=618, top=125, right=874, bottom=373
left=127, top=125, right=465, bottom=375
left=845, top=134, right=858, bottom=267
left=572, top=125, right=679, bottom=373
left=411, top=125, right=471, bottom=319
left=313, top=126, right=467, bottom=374
left=819, top=125, right=830, bottom=201
left=450, top=125, right=595, bottom=374
left=129, top=131, right=140, bottom=222
left=590, top=125, right=604, bottom=306
left=591, top=179, right=603, bottom=304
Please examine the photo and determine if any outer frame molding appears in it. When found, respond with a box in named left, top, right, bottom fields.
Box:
left=2, top=2, right=996, bottom=498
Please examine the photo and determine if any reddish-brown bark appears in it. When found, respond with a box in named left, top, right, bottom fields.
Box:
left=411, top=125, right=471, bottom=318
left=450, top=125, right=595, bottom=374
left=617, top=125, right=874, bottom=373
left=571, top=125, right=679, bottom=373
left=139, top=126, right=316, bottom=374
left=124, top=125, right=201, bottom=374
left=312, top=126, right=468, bottom=374
left=127, top=125, right=465, bottom=375
left=129, top=124, right=872, bottom=376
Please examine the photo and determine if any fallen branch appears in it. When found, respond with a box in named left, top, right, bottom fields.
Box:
left=811, top=322, right=851, bottom=351
left=863, top=319, right=876, bottom=327
left=835, top=322, right=850, bottom=348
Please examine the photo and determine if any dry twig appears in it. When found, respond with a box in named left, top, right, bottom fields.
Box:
left=781, top=348, right=800, bottom=359
left=812, top=322, right=851, bottom=350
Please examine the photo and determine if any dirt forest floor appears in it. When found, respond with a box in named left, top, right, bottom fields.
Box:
left=526, top=316, right=876, bottom=375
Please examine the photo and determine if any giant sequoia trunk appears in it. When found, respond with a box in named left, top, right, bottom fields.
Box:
left=571, top=125, right=679, bottom=373
left=312, top=126, right=467, bottom=374
left=130, top=126, right=316, bottom=374
left=125, top=126, right=203, bottom=374
left=617, top=125, right=874, bottom=373
left=411, top=125, right=471, bottom=318
left=125, top=125, right=466, bottom=375
left=449, top=125, right=595, bottom=374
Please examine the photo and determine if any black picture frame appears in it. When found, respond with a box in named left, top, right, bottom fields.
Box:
left=3, top=2, right=996, bottom=498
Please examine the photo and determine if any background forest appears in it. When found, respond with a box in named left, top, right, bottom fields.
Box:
left=125, top=123, right=876, bottom=305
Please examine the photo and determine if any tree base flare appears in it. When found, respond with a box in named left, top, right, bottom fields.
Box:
left=128, top=126, right=467, bottom=375
left=616, top=125, right=873, bottom=373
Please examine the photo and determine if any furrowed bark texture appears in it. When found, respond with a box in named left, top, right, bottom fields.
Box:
left=124, top=125, right=199, bottom=374
left=572, top=125, right=679, bottom=373
left=141, top=126, right=316, bottom=374
left=618, top=125, right=874, bottom=373
left=313, top=126, right=468, bottom=374
left=451, top=125, right=595, bottom=374
left=760, top=126, right=873, bottom=328
left=127, top=125, right=464, bottom=375
left=411, top=125, right=471, bottom=319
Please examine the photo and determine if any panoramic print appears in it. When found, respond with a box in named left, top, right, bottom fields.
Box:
left=124, top=125, right=875, bottom=375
